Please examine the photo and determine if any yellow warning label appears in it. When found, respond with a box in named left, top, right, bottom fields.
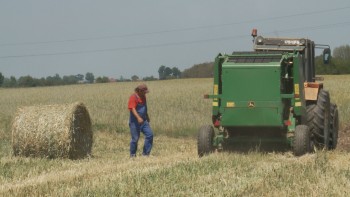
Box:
left=294, top=84, right=300, bottom=95
left=295, top=102, right=302, bottom=107
left=213, top=102, right=218, bottom=107
left=213, top=85, right=218, bottom=95
left=226, top=102, right=235, bottom=107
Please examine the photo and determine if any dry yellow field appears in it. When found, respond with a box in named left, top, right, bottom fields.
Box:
left=1, top=77, right=350, bottom=196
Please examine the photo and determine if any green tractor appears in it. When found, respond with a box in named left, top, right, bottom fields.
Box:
left=198, top=29, right=339, bottom=156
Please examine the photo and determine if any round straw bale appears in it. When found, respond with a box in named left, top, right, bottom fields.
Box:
left=12, top=102, right=93, bottom=159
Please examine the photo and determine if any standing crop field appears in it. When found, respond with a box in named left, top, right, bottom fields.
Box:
left=1, top=77, right=350, bottom=196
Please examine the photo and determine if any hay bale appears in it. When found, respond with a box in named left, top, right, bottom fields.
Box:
left=12, top=102, right=93, bottom=159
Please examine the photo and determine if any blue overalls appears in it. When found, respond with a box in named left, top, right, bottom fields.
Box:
left=129, top=95, right=153, bottom=157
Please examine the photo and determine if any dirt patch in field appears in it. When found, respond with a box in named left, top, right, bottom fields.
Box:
left=337, top=125, right=350, bottom=151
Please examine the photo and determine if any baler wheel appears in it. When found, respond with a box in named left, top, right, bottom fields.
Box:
left=197, top=125, right=214, bottom=157
left=329, top=103, right=339, bottom=149
left=293, top=125, right=311, bottom=156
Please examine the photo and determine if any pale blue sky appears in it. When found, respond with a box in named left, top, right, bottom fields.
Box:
left=0, top=0, right=349, bottom=79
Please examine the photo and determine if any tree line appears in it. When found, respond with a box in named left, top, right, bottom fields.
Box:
left=0, top=71, right=160, bottom=88
left=0, top=72, right=96, bottom=88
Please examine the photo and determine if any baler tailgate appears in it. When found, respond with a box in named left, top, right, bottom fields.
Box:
left=220, top=60, right=283, bottom=126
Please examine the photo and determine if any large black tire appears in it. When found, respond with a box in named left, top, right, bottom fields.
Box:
left=306, top=104, right=316, bottom=150
left=197, top=125, right=214, bottom=157
left=308, top=89, right=331, bottom=149
left=293, top=125, right=311, bottom=156
left=329, top=103, right=339, bottom=149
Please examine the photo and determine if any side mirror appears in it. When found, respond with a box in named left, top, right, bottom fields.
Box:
left=323, top=48, right=331, bottom=64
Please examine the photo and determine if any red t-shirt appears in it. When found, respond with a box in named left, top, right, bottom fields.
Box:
left=128, top=93, right=146, bottom=110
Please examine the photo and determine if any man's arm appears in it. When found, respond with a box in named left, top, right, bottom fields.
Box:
left=131, top=108, right=144, bottom=124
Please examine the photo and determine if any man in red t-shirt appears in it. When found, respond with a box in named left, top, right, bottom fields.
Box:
left=128, top=84, right=153, bottom=157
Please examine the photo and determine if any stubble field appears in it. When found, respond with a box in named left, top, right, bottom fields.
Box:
left=1, top=77, right=350, bottom=196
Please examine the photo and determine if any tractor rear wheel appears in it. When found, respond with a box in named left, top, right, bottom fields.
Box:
left=198, top=125, right=214, bottom=157
left=329, top=103, right=339, bottom=149
left=293, top=125, right=311, bottom=156
left=306, top=104, right=316, bottom=149
left=308, top=89, right=331, bottom=149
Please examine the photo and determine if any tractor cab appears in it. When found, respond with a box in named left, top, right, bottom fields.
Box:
left=252, top=29, right=331, bottom=83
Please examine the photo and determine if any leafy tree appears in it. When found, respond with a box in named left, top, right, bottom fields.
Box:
left=2, top=76, right=17, bottom=88
left=53, top=74, right=61, bottom=81
left=182, top=62, right=214, bottom=78
left=158, top=65, right=182, bottom=80
left=46, top=74, right=63, bottom=86
left=63, top=75, right=79, bottom=85
left=75, top=74, right=84, bottom=81
left=18, top=75, right=35, bottom=87
left=45, top=76, right=55, bottom=86
left=95, top=76, right=109, bottom=83
left=131, top=75, right=139, bottom=81
left=38, top=77, right=47, bottom=86
left=0, top=72, right=4, bottom=86
left=172, top=67, right=181, bottom=78
left=143, top=76, right=157, bottom=81
left=158, top=65, right=166, bottom=80
left=333, top=44, right=350, bottom=60
left=85, top=72, right=95, bottom=83
left=95, top=77, right=102, bottom=83
left=164, top=67, right=172, bottom=78
left=2, top=78, right=10, bottom=87
left=9, top=76, right=17, bottom=87
left=102, top=76, right=110, bottom=83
